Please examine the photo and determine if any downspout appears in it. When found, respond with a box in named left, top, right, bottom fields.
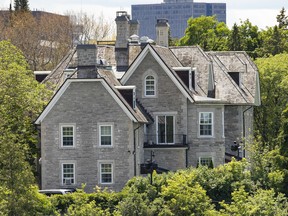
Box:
left=133, top=124, right=142, bottom=176
left=243, top=106, right=253, bottom=158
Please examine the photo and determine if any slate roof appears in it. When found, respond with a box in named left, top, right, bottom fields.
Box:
left=41, top=43, right=260, bottom=106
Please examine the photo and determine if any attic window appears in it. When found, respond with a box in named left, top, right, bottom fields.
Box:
left=115, top=86, right=136, bottom=109
left=173, top=67, right=195, bottom=90
left=228, top=72, right=240, bottom=86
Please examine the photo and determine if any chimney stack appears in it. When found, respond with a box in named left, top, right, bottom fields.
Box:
left=76, top=44, right=98, bottom=79
left=156, top=19, right=170, bottom=47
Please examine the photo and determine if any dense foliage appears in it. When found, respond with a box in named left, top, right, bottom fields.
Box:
left=26, top=159, right=286, bottom=215
left=0, top=41, right=53, bottom=215
left=179, top=8, right=288, bottom=59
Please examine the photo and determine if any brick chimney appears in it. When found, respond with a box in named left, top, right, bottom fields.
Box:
left=76, top=44, right=98, bottom=79
left=156, top=19, right=170, bottom=47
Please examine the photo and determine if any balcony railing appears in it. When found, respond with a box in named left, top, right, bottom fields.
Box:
left=144, top=134, right=187, bottom=148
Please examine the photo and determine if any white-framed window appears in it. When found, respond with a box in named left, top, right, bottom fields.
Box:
left=145, top=75, right=155, bottom=96
left=156, top=115, right=175, bottom=144
left=198, top=157, right=214, bottom=167
left=99, top=162, right=113, bottom=184
left=62, top=162, right=75, bottom=185
left=99, top=124, right=113, bottom=146
left=60, top=124, right=75, bottom=147
left=199, top=112, right=213, bottom=137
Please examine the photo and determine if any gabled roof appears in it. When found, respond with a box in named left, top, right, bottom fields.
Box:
left=35, top=77, right=148, bottom=124
left=121, top=44, right=195, bottom=102
left=207, top=51, right=260, bottom=105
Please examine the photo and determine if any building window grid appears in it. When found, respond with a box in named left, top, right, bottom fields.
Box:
left=199, top=157, right=213, bottom=166
left=100, top=163, right=113, bottom=184
left=62, top=163, right=75, bottom=184
left=199, top=112, right=213, bottom=136
left=145, top=75, right=156, bottom=96
left=61, top=125, right=74, bottom=147
left=100, top=125, right=112, bottom=146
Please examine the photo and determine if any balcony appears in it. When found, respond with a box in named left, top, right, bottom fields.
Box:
left=144, top=134, right=188, bottom=148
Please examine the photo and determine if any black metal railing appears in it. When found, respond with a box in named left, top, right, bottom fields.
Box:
left=144, top=134, right=187, bottom=147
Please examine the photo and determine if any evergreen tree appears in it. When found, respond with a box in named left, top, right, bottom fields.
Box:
left=227, top=23, right=242, bottom=51
left=14, top=0, right=29, bottom=12
left=277, top=7, right=288, bottom=29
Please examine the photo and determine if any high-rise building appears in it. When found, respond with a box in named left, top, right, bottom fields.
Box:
left=131, top=0, right=226, bottom=40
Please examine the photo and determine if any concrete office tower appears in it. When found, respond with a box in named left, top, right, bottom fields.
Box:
left=156, top=19, right=170, bottom=47
left=132, top=0, right=226, bottom=40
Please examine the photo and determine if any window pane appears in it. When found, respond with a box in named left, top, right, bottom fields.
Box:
left=100, top=126, right=112, bottom=146
left=62, top=126, right=74, bottom=146
left=199, top=112, right=213, bottom=136
left=101, top=164, right=112, bottom=183
left=145, top=76, right=155, bottom=96
left=200, top=157, right=213, bottom=166
left=166, top=116, right=174, bottom=143
left=63, top=164, right=74, bottom=184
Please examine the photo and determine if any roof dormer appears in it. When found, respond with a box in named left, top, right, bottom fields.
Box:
left=115, top=86, right=136, bottom=109
left=173, top=67, right=196, bottom=91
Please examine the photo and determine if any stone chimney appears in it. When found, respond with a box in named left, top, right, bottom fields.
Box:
left=115, top=11, right=130, bottom=49
left=115, top=11, right=131, bottom=71
left=129, top=19, right=140, bottom=37
left=156, top=19, right=170, bottom=47
left=76, top=44, right=98, bottom=79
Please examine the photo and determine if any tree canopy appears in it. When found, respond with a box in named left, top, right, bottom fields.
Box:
left=0, top=40, right=52, bottom=215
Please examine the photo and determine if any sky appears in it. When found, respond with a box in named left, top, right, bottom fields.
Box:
left=1, top=0, right=287, bottom=29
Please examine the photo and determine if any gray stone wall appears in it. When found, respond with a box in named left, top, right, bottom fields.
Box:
left=224, top=105, right=254, bottom=159
left=125, top=52, right=189, bottom=169
left=41, top=81, right=136, bottom=192
left=144, top=149, right=186, bottom=171
left=224, top=106, right=242, bottom=156
left=187, top=104, right=225, bottom=167
left=125, top=52, right=188, bottom=138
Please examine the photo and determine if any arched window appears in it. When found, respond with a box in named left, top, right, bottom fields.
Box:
left=145, top=75, right=155, bottom=96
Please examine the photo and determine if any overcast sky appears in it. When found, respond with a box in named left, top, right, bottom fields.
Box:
left=1, top=0, right=287, bottom=29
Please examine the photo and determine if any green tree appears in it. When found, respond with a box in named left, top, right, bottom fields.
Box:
left=0, top=41, right=52, bottom=215
left=227, top=23, right=241, bottom=51
left=257, top=26, right=288, bottom=57
left=178, top=15, right=229, bottom=51
left=220, top=187, right=288, bottom=216
left=277, top=7, right=288, bottom=29
left=14, top=0, right=29, bottom=12
left=254, top=54, right=288, bottom=147
left=236, top=19, right=261, bottom=58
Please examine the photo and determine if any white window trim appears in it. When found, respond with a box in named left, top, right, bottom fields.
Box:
left=144, top=75, right=156, bottom=97
left=98, top=123, right=114, bottom=147
left=98, top=160, right=114, bottom=185
left=60, top=124, right=76, bottom=148
left=61, top=161, right=76, bottom=186
left=198, top=112, right=214, bottom=138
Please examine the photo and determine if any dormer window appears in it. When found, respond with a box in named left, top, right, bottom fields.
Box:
left=173, top=67, right=195, bottom=90
left=228, top=72, right=240, bottom=86
left=115, top=86, right=136, bottom=109
left=145, top=75, right=155, bottom=96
